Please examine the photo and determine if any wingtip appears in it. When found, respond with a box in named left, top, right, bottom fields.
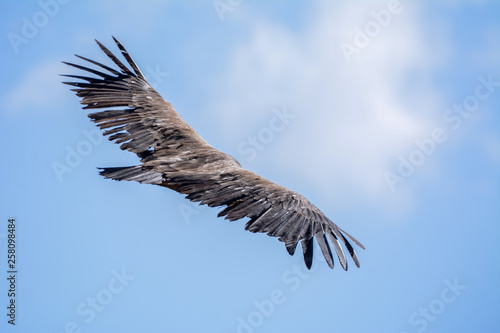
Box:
left=112, top=36, right=126, bottom=50
left=94, top=39, right=106, bottom=51
left=301, top=238, right=314, bottom=270
left=338, top=227, right=366, bottom=250
left=336, top=229, right=361, bottom=268
left=285, top=242, right=297, bottom=256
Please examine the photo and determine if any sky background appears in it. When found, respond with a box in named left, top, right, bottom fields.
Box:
left=1, top=1, right=499, bottom=332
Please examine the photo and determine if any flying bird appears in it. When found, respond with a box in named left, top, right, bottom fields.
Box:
left=62, top=37, right=365, bottom=270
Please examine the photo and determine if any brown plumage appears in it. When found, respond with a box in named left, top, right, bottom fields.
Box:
left=62, top=37, right=365, bottom=270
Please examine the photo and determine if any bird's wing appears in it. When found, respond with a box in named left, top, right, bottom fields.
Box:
left=62, top=37, right=364, bottom=270
left=62, top=37, right=213, bottom=159
left=166, top=168, right=364, bottom=270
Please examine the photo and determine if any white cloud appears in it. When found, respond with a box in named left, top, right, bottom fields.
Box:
left=206, top=1, right=445, bottom=215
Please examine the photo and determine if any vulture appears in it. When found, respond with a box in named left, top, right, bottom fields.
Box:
left=62, top=37, right=365, bottom=270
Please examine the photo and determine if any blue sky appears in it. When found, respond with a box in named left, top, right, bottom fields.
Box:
left=1, top=1, right=499, bottom=332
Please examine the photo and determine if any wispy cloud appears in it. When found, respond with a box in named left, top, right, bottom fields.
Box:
left=206, top=1, right=443, bottom=214
left=4, top=59, right=69, bottom=113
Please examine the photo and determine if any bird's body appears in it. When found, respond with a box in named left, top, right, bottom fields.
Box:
left=63, top=37, right=364, bottom=270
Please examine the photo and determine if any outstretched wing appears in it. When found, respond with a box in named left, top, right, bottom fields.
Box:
left=62, top=37, right=212, bottom=159
left=62, top=37, right=364, bottom=270
left=166, top=168, right=365, bottom=270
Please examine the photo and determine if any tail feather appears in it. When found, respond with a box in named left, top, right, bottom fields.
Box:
left=99, top=166, right=164, bottom=184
